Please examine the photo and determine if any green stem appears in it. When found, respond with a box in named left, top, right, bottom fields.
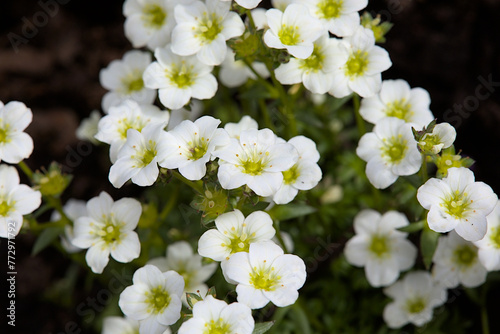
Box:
left=420, top=154, right=428, bottom=183
left=482, top=304, right=490, bottom=334
left=18, top=160, right=34, bottom=180
left=353, top=94, right=366, bottom=136
left=172, top=170, right=204, bottom=194
left=44, top=196, right=71, bottom=225
left=159, top=186, right=180, bottom=220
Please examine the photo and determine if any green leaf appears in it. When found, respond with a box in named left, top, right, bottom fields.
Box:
left=398, top=221, right=424, bottom=233
left=32, top=226, right=64, bottom=255
left=252, top=321, right=275, bottom=334
left=420, top=222, right=440, bottom=269
left=239, top=201, right=270, bottom=217
left=186, top=292, right=203, bottom=309
left=267, top=203, right=317, bottom=221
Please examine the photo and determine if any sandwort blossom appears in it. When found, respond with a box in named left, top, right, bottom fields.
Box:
left=417, top=167, right=498, bottom=241
left=0, top=165, right=41, bottom=238
left=263, top=4, right=324, bottom=59
left=417, top=122, right=456, bottom=155
left=475, top=201, right=500, bottom=270
left=143, top=47, right=217, bottom=110
left=0, top=101, right=34, bottom=164
left=273, top=136, right=322, bottom=204
left=214, top=128, right=298, bottom=197
left=119, top=265, right=184, bottom=334
left=224, top=241, right=306, bottom=309
left=383, top=271, right=447, bottom=328
left=99, top=50, right=157, bottom=111
left=329, top=26, right=391, bottom=98
left=359, top=79, right=434, bottom=126
left=109, top=123, right=170, bottom=188
left=178, top=295, right=254, bottom=334
left=72, top=192, right=142, bottom=274
left=432, top=230, right=487, bottom=288
left=123, top=0, right=179, bottom=50
left=344, top=210, right=417, bottom=287
left=148, top=241, right=217, bottom=305
left=296, top=0, right=368, bottom=37
left=356, top=117, right=421, bottom=189
left=94, top=100, right=169, bottom=163
left=198, top=209, right=276, bottom=262
left=171, top=0, right=245, bottom=66
left=275, top=33, right=339, bottom=94
left=160, top=116, right=230, bottom=180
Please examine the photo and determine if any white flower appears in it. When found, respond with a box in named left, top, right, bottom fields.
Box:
left=0, top=101, right=34, bottom=164
left=214, top=128, right=298, bottom=197
left=0, top=165, right=41, bottom=238
left=271, top=0, right=294, bottom=12
left=95, top=100, right=170, bottom=163
left=51, top=199, right=87, bottom=253
left=198, top=209, right=276, bottom=262
left=432, top=231, right=487, bottom=288
left=109, top=123, right=169, bottom=188
left=99, top=50, right=157, bottom=111
left=383, top=271, right=447, bottom=328
left=418, top=122, right=456, bottom=155
left=344, top=210, right=417, bottom=287
left=356, top=117, right=421, bottom=189
left=475, top=201, right=500, bottom=270
left=328, top=26, right=392, bottom=98
left=123, top=0, right=179, bottom=50
left=143, top=47, right=217, bottom=110
left=275, top=33, right=338, bottom=94
left=178, top=295, right=254, bottom=334
left=417, top=167, right=498, bottom=241
left=263, top=4, right=324, bottom=59
left=296, top=0, right=368, bottom=37
left=223, top=116, right=259, bottom=139
left=102, top=316, right=139, bottom=334
left=273, top=231, right=294, bottom=253
left=273, top=136, right=322, bottom=204
left=220, top=0, right=262, bottom=10
left=159, top=116, right=230, bottom=180
left=224, top=241, right=306, bottom=309
left=219, top=49, right=269, bottom=88
left=72, top=192, right=142, bottom=274
left=76, top=110, right=101, bottom=145
left=359, top=79, right=434, bottom=126
left=119, top=265, right=184, bottom=334
left=148, top=241, right=217, bottom=305
left=249, top=8, right=268, bottom=30
left=171, top=0, right=245, bottom=66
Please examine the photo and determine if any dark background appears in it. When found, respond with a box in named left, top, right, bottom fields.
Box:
left=0, top=0, right=499, bottom=333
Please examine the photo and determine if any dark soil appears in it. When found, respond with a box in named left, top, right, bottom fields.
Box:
left=0, top=0, right=499, bottom=333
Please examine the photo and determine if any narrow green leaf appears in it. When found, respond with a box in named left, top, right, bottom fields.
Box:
left=32, top=226, right=64, bottom=255
left=252, top=321, right=275, bottom=334
left=420, top=223, right=440, bottom=269
left=268, top=203, right=317, bottom=221
left=398, top=221, right=424, bottom=233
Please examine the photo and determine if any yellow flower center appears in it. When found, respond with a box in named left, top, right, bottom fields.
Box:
left=278, top=25, right=300, bottom=46
left=381, top=135, right=408, bottom=164
left=490, top=227, right=500, bottom=249
left=168, top=62, right=194, bottom=89
left=123, top=74, right=145, bottom=94
left=443, top=191, right=470, bottom=219
left=406, top=297, right=426, bottom=314
left=317, top=0, right=343, bottom=19
left=453, top=245, right=477, bottom=267
left=197, top=13, right=222, bottom=43
left=249, top=266, right=281, bottom=292
left=146, top=286, right=171, bottom=314
left=204, top=318, right=231, bottom=334
left=142, top=4, right=166, bottom=29
left=369, top=235, right=390, bottom=258
left=384, top=99, right=413, bottom=121
left=282, top=164, right=300, bottom=185
left=301, top=45, right=325, bottom=72
left=0, top=200, right=12, bottom=216
left=0, top=123, right=11, bottom=144
left=345, top=50, right=369, bottom=77
left=96, top=216, right=124, bottom=245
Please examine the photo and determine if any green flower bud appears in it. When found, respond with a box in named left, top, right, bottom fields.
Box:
left=33, top=162, right=72, bottom=197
